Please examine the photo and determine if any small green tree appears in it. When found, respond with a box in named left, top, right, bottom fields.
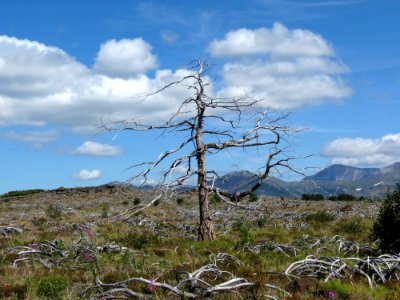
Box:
left=373, top=183, right=400, bottom=253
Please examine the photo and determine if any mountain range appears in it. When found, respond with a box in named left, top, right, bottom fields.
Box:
left=211, top=162, right=400, bottom=199
left=110, top=163, right=400, bottom=199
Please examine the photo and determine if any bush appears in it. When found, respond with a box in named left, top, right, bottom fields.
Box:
left=301, top=194, right=324, bottom=201
left=101, top=203, right=109, bottom=218
left=1, top=189, right=44, bottom=198
left=35, top=276, right=67, bottom=299
left=133, top=197, right=141, bottom=205
left=210, top=194, right=221, bottom=204
left=176, top=197, right=185, bottom=205
left=46, top=204, right=62, bottom=218
left=0, top=283, right=26, bottom=299
left=232, top=219, right=255, bottom=246
left=337, top=193, right=357, bottom=201
left=373, top=183, right=400, bottom=253
left=335, top=216, right=365, bottom=234
left=304, top=211, right=335, bottom=223
left=249, top=193, right=258, bottom=202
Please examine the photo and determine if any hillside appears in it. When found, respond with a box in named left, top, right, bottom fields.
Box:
left=211, top=163, right=400, bottom=198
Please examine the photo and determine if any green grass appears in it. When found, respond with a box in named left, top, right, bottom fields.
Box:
left=1, top=189, right=45, bottom=198
left=0, top=188, right=399, bottom=299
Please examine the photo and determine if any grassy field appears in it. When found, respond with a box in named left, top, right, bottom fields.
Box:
left=0, top=186, right=399, bottom=299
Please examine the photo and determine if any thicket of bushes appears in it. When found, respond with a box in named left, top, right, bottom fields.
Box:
left=373, top=183, right=400, bottom=253
left=301, top=193, right=364, bottom=201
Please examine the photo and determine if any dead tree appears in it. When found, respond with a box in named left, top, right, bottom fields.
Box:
left=104, top=60, right=302, bottom=241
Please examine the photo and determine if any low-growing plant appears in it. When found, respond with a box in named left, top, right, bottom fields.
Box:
left=0, top=283, right=27, bottom=299
left=1, top=189, right=44, bottom=198
left=232, top=219, right=255, bottom=246
left=256, top=216, right=268, bottom=228
left=249, top=193, right=259, bottom=202
left=210, top=194, right=221, bottom=204
left=118, top=231, right=161, bottom=249
left=133, top=197, right=141, bottom=205
left=304, top=211, right=335, bottom=223
left=335, top=216, right=365, bottom=235
left=176, top=197, right=185, bottom=205
left=302, top=193, right=324, bottom=201
left=46, top=204, right=63, bottom=218
left=29, top=276, right=67, bottom=299
left=319, top=280, right=351, bottom=299
left=32, top=217, right=47, bottom=226
left=101, top=203, right=110, bottom=218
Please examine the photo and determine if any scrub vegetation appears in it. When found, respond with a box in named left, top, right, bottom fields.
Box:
left=0, top=185, right=399, bottom=299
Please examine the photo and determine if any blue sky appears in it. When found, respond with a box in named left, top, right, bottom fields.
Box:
left=1, top=0, right=400, bottom=193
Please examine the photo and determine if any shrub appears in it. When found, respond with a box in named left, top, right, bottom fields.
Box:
left=34, top=276, right=67, bottom=299
left=302, top=194, right=324, bottom=201
left=101, top=203, right=109, bottom=218
left=304, top=211, right=335, bottom=223
left=319, top=280, right=351, bottom=299
left=256, top=216, right=268, bottom=228
left=46, top=204, right=62, bottom=218
left=210, top=194, right=221, bottom=204
left=133, top=197, right=141, bottom=205
left=176, top=197, right=185, bottom=205
left=335, top=216, right=365, bottom=234
left=373, top=183, right=400, bottom=253
left=32, top=217, right=47, bottom=226
left=232, top=219, right=255, bottom=246
left=249, top=193, right=258, bottom=202
left=0, top=283, right=27, bottom=299
left=1, top=189, right=44, bottom=198
left=118, top=231, right=160, bottom=249
left=337, top=193, right=357, bottom=201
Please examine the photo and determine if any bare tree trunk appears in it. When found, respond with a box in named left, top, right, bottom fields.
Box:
left=195, top=81, right=216, bottom=241
left=197, top=150, right=216, bottom=240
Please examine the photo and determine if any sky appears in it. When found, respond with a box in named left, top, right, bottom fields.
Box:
left=1, top=0, right=400, bottom=193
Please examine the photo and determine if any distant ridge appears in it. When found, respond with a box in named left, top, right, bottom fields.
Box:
left=104, top=163, right=400, bottom=199
left=304, top=162, right=400, bottom=182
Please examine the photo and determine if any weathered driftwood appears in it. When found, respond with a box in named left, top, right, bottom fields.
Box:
left=0, top=225, right=23, bottom=236
left=89, top=252, right=291, bottom=299
left=285, top=254, right=400, bottom=287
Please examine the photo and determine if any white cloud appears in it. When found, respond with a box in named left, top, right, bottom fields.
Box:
left=207, top=23, right=351, bottom=109
left=208, top=23, right=334, bottom=58
left=0, top=35, right=193, bottom=130
left=0, top=27, right=350, bottom=132
left=323, top=134, right=400, bottom=166
left=94, top=38, right=158, bottom=77
left=73, top=141, right=123, bottom=156
left=71, top=169, right=102, bottom=180
left=0, top=129, right=58, bottom=143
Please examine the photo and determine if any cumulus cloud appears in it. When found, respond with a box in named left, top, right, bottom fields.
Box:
left=208, top=23, right=334, bottom=58
left=323, top=134, right=400, bottom=166
left=0, top=35, right=193, bottom=130
left=208, top=23, right=351, bottom=109
left=94, top=38, right=157, bottom=77
left=0, top=26, right=350, bottom=132
left=71, top=169, right=102, bottom=180
left=73, top=141, right=123, bottom=156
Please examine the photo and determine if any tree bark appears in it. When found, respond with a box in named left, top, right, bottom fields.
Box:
left=197, top=150, right=216, bottom=240
left=195, top=76, right=216, bottom=241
